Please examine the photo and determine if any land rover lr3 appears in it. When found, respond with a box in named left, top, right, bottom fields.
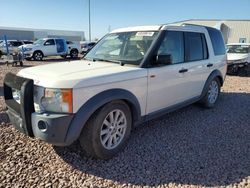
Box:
left=4, top=24, right=227, bottom=159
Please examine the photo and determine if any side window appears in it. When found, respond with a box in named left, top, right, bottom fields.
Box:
left=157, top=31, right=184, bottom=64
left=184, top=32, right=204, bottom=62
left=201, top=34, right=209, bottom=59
left=14, top=42, right=23, bottom=46
left=67, top=41, right=73, bottom=45
left=44, top=39, right=55, bottom=46
left=206, top=27, right=226, bottom=55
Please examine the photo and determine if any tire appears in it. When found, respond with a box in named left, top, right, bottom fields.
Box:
left=79, top=100, right=132, bottom=159
left=199, top=77, right=221, bottom=108
left=33, top=51, right=44, bottom=61
left=70, top=49, right=78, bottom=59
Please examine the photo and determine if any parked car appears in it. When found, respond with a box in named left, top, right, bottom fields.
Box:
left=81, top=42, right=96, bottom=54
left=0, top=40, right=30, bottom=57
left=4, top=24, right=227, bottom=159
left=226, top=43, right=250, bottom=74
left=23, top=40, right=33, bottom=45
left=65, top=41, right=81, bottom=58
left=19, top=38, right=68, bottom=61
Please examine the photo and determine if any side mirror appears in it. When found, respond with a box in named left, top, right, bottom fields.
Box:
left=156, top=54, right=172, bottom=65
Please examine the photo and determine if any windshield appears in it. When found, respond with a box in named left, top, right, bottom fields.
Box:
left=85, top=31, right=159, bottom=65
left=34, top=39, right=45, bottom=45
left=227, top=45, right=250, bottom=54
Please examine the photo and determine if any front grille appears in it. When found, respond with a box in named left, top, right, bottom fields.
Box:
left=4, top=72, right=35, bottom=137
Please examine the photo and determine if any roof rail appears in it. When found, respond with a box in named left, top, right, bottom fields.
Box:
left=181, top=23, right=205, bottom=27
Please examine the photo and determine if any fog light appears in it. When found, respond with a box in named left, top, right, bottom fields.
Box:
left=37, top=120, right=47, bottom=131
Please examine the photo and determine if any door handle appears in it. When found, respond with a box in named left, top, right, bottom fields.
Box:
left=207, top=63, right=213, bottom=67
left=179, top=68, right=188, bottom=73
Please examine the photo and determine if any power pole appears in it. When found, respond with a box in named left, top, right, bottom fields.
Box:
left=88, top=0, right=91, bottom=42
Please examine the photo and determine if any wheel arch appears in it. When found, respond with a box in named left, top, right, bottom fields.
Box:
left=201, top=69, right=224, bottom=98
left=64, top=89, right=141, bottom=145
left=33, top=50, right=44, bottom=57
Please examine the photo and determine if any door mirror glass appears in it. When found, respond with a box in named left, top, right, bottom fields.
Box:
left=155, top=54, right=172, bottom=65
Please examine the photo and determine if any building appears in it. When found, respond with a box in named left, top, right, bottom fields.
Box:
left=172, top=19, right=250, bottom=44
left=0, top=26, right=85, bottom=41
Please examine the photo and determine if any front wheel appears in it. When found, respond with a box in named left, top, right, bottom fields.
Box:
left=33, top=51, right=43, bottom=61
left=79, top=100, right=132, bottom=159
left=199, top=78, right=221, bottom=108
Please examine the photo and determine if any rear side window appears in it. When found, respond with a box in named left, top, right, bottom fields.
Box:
left=185, top=32, right=208, bottom=61
left=67, top=41, right=73, bottom=45
left=206, top=27, right=226, bottom=55
left=185, top=32, right=203, bottom=61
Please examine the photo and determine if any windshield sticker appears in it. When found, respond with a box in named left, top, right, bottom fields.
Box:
left=136, top=32, right=154, bottom=37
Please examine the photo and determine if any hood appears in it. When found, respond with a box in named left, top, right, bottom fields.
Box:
left=19, top=44, right=35, bottom=49
left=227, top=53, right=249, bottom=61
left=17, top=60, right=146, bottom=88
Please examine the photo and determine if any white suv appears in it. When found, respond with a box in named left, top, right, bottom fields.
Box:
left=4, top=24, right=227, bottom=159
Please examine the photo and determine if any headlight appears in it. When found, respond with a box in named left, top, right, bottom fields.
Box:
left=41, top=88, right=73, bottom=113
left=24, top=48, right=33, bottom=52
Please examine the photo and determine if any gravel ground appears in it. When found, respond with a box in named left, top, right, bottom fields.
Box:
left=0, top=60, right=250, bottom=188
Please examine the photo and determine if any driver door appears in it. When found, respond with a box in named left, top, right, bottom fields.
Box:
left=43, top=39, right=57, bottom=56
left=146, top=31, right=190, bottom=114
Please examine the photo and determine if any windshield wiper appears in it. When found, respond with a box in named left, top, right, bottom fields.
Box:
left=92, top=58, right=125, bottom=66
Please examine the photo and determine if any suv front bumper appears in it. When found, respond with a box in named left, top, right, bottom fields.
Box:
left=4, top=73, right=74, bottom=146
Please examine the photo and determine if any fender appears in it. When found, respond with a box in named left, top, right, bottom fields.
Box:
left=64, top=89, right=141, bottom=145
left=201, top=69, right=224, bottom=98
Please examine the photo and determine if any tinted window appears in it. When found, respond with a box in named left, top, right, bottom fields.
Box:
left=201, top=34, right=209, bottom=59
left=44, top=39, right=55, bottom=46
left=11, top=41, right=23, bottom=47
left=206, top=27, right=226, bottom=55
left=23, top=41, right=33, bottom=44
left=158, top=31, right=184, bottom=64
left=66, top=41, right=73, bottom=45
left=185, top=32, right=204, bottom=61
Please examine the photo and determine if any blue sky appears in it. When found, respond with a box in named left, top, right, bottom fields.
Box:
left=1, top=0, right=250, bottom=40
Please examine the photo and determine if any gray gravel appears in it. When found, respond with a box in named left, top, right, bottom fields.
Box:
left=0, top=60, right=250, bottom=188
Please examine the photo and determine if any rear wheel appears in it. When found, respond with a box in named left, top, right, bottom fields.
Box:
left=70, top=49, right=78, bottom=59
left=33, top=51, right=43, bottom=61
left=79, top=100, right=132, bottom=159
left=200, top=78, right=221, bottom=108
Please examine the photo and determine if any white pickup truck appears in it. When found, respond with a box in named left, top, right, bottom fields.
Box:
left=20, top=38, right=80, bottom=61
left=4, top=24, right=227, bottom=159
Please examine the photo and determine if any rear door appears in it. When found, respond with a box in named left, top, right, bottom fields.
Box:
left=55, top=39, right=67, bottom=54
left=181, top=32, right=211, bottom=98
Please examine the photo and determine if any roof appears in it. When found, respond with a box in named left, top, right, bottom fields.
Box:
left=110, top=25, right=162, bottom=33
left=173, top=19, right=250, bottom=23
left=110, top=24, right=209, bottom=33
